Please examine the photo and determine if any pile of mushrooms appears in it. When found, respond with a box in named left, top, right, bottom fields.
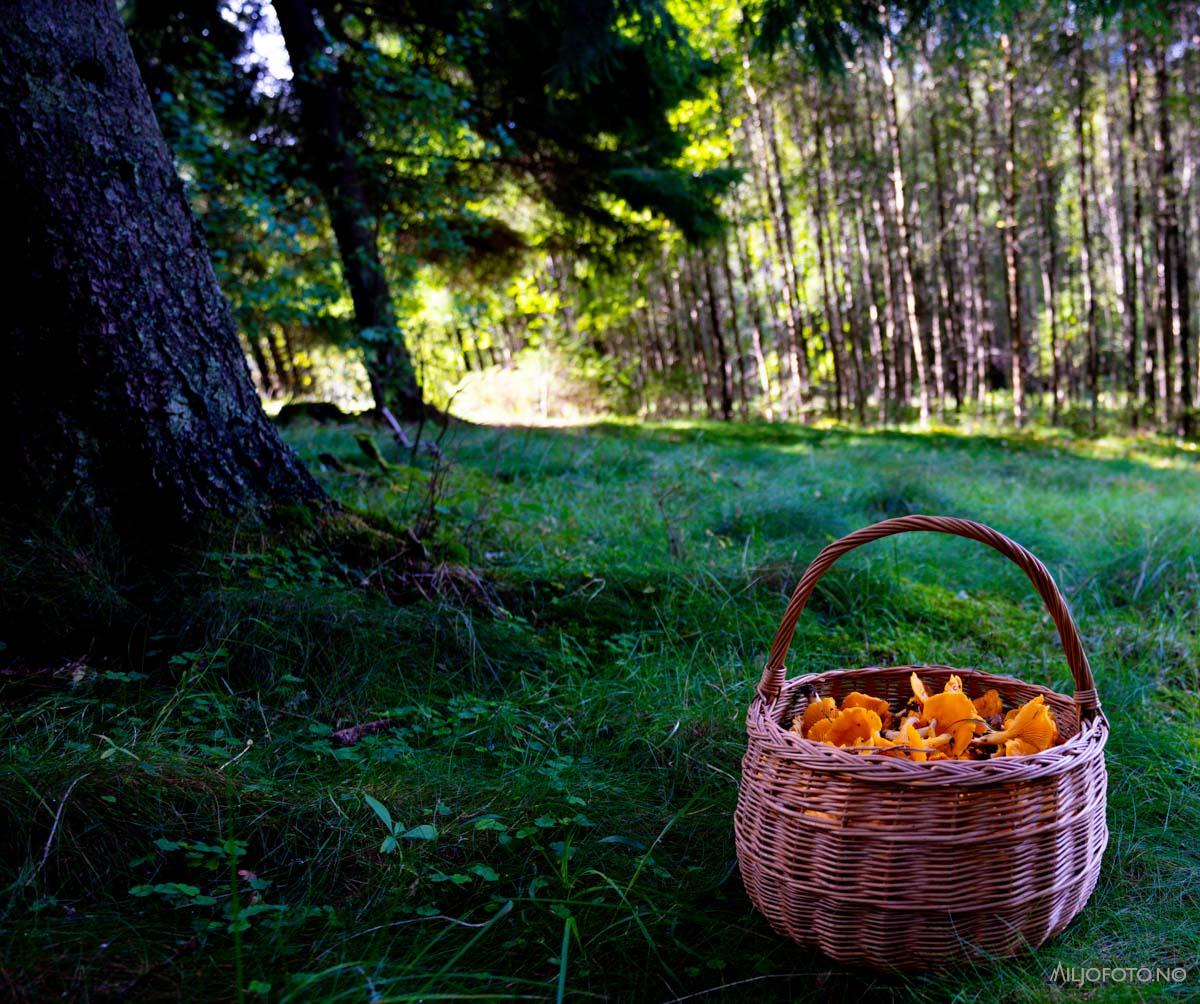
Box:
left=791, top=672, right=1061, bottom=761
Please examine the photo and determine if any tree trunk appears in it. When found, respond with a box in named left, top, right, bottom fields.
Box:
left=703, top=255, right=735, bottom=420
left=639, top=273, right=667, bottom=373
left=1115, top=34, right=1139, bottom=425
left=1075, top=31, right=1100, bottom=429
left=1034, top=143, right=1063, bottom=424
left=274, top=0, right=424, bottom=419
left=742, top=75, right=804, bottom=413
left=683, top=254, right=716, bottom=417
left=762, top=94, right=811, bottom=401
left=730, top=202, right=775, bottom=413
left=862, top=78, right=898, bottom=418
left=805, top=92, right=846, bottom=418
left=1153, top=45, right=1175, bottom=429
left=963, top=69, right=994, bottom=414
left=244, top=332, right=278, bottom=398
left=1128, top=36, right=1157, bottom=419
left=999, top=33, right=1025, bottom=427
left=909, top=155, right=945, bottom=418
left=928, top=77, right=965, bottom=412
left=881, top=34, right=931, bottom=422
left=854, top=190, right=888, bottom=423
left=0, top=0, right=321, bottom=533
left=1156, top=44, right=1192, bottom=436
left=834, top=177, right=868, bottom=422
left=718, top=241, right=751, bottom=417
left=267, top=325, right=297, bottom=397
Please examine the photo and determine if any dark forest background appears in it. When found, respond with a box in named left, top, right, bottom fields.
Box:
left=131, top=0, right=1199, bottom=434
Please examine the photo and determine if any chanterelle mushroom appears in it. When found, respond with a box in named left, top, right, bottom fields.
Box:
left=976, top=694, right=1058, bottom=755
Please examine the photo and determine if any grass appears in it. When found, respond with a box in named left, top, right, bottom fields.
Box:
left=1, top=417, right=1198, bottom=1001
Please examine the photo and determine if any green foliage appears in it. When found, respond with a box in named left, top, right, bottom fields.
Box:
left=2, top=418, right=1198, bottom=998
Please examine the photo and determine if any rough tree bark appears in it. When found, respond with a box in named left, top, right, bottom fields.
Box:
left=273, top=0, right=425, bottom=419
left=0, top=0, right=321, bottom=534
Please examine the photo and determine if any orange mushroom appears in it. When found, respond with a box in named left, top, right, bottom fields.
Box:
left=802, top=706, right=884, bottom=748
left=891, top=719, right=952, bottom=761
left=994, top=738, right=1042, bottom=758
left=972, top=688, right=1002, bottom=718
left=842, top=691, right=893, bottom=729
left=923, top=683, right=984, bottom=757
left=824, top=707, right=883, bottom=746
left=910, top=672, right=930, bottom=705
left=807, top=717, right=835, bottom=743
left=977, top=694, right=1058, bottom=755
left=791, top=696, right=838, bottom=737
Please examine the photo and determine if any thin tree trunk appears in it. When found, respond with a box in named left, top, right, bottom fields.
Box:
left=1154, top=45, right=1175, bottom=429
left=1129, top=35, right=1157, bottom=419
left=805, top=91, right=846, bottom=418
left=274, top=0, right=424, bottom=419
left=703, top=254, right=735, bottom=420
left=730, top=202, right=775, bottom=413
left=1156, top=44, right=1192, bottom=435
left=863, top=82, right=898, bottom=418
left=1114, top=34, right=1139, bottom=425
left=1035, top=143, right=1063, bottom=424
left=661, top=257, right=688, bottom=371
left=881, top=33, right=931, bottom=422
left=963, top=69, right=993, bottom=414
left=743, top=63, right=806, bottom=408
left=638, top=274, right=666, bottom=372
left=762, top=94, right=812, bottom=401
left=929, top=102, right=965, bottom=412
left=854, top=192, right=888, bottom=423
left=245, top=332, right=278, bottom=398
left=683, top=254, right=716, bottom=417
left=719, top=241, right=750, bottom=417
left=909, top=153, right=946, bottom=418
left=999, top=33, right=1026, bottom=427
left=1075, top=31, right=1100, bottom=429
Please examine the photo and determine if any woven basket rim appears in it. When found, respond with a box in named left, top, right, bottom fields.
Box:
left=747, top=662, right=1109, bottom=787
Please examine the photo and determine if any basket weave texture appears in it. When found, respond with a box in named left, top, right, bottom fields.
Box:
left=734, top=516, right=1108, bottom=969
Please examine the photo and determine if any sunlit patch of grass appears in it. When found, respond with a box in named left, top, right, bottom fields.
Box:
left=1, top=418, right=1197, bottom=1000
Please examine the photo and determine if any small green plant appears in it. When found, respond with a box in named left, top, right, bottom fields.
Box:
left=364, top=795, right=439, bottom=853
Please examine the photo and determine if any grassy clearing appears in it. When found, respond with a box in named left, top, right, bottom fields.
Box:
left=2, top=419, right=1198, bottom=1001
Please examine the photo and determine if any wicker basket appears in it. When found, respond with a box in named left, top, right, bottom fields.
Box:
left=734, top=515, right=1109, bottom=969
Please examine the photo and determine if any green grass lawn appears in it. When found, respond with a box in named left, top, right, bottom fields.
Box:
left=2, top=419, right=1198, bottom=1001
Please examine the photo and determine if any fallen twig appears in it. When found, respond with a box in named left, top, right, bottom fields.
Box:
left=35, top=772, right=91, bottom=878
left=332, top=718, right=399, bottom=745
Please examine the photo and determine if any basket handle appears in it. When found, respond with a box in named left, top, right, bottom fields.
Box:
left=757, top=515, right=1100, bottom=718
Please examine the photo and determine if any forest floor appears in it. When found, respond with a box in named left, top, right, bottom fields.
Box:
left=2, top=418, right=1199, bottom=1001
